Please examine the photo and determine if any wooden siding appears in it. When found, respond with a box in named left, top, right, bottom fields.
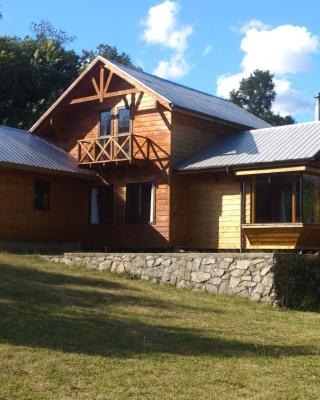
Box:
left=0, top=168, right=90, bottom=243
left=86, top=167, right=171, bottom=249
left=171, top=111, right=238, bottom=168
left=171, top=173, right=241, bottom=249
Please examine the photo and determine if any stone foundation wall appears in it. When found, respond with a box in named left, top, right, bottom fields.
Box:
left=44, top=252, right=276, bottom=303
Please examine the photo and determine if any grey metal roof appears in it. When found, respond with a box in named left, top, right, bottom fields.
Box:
left=178, top=121, right=320, bottom=171
left=0, top=125, right=92, bottom=176
left=110, top=60, right=270, bottom=129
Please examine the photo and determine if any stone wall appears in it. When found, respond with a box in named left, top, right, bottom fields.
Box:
left=44, top=252, right=276, bottom=303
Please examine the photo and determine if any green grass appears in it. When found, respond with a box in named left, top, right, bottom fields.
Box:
left=0, top=253, right=319, bottom=400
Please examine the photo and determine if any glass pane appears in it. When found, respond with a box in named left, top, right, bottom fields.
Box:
left=34, top=180, right=50, bottom=210
left=118, top=108, right=130, bottom=133
left=255, top=175, right=296, bottom=223
left=303, top=174, right=320, bottom=224
left=100, top=110, right=112, bottom=136
left=126, top=182, right=152, bottom=224
left=90, top=186, right=114, bottom=224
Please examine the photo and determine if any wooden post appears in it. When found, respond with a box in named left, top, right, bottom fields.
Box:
left=251, top=177, right=256, bottom=224
left=292, top=179, right=297, bottom=223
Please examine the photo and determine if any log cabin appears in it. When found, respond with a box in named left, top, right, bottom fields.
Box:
left=2, top=55, right=320, bottom=251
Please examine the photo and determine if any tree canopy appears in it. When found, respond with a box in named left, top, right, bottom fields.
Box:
left=229, top=70, right=295, bottom=126
left=0, top=21, right=137, bottom=129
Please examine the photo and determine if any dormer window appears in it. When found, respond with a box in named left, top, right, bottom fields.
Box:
left=117, top=107, right=131, bottom=134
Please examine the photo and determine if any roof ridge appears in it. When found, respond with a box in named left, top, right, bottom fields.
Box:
left=249, top=120, right=320, bottom=133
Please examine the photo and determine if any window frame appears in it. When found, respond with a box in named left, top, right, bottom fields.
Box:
left=34, top=180, right=51, bottom=211
left=99, top=109, right=113, bottom=137
left=125, top=181, right=156, bottom=225
left=116, top=106, right=132, bottom=135
left=89, top=184, right=115, bottom=225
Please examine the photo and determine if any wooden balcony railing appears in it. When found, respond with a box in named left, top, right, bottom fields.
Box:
left=77, top=133, right=152, bottom=165
left=78, top=133, right=133, bottom=165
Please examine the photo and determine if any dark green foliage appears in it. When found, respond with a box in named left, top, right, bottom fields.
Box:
left=80, top=43, right=136, bottom=70
left=230, top=70, right=296, bottom=126
left=0, top=21, right=137, bottom=129
left=274, top=254, right=320, bottom=310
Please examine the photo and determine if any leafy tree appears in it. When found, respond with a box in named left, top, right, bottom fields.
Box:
left=229, top=70, right=295, bottom=126
left=0, top=21, right=137, bottom=129
left=80, top=43, right=136, bottom=70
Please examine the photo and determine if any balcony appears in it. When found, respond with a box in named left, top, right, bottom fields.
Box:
left=77, top=133, right=170, bottom=168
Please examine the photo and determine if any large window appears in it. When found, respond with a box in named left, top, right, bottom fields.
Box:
left=117, top=107, right=131, bottom=134
left=243, top=174, right=301, bottom=224
left=99, top=110, right=112, bottom=136
left=126, top=182, right=154, bottom=224
left=90, top=185, right=114, bottom=224
left=34, top=180, right=50, bottom=210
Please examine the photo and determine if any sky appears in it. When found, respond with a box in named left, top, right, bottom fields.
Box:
left=1, top=0, right=320, bottom=122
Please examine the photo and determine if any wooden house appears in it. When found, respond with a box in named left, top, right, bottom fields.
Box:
left=2, top=55, right=320, bottom=251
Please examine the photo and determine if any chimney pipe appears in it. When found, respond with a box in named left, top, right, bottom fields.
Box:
left=315, top=92, right=320, bottom=121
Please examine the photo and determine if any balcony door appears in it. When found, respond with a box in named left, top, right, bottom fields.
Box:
left=99, top=110, right=113, bottom=161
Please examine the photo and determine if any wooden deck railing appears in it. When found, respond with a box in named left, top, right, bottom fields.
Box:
left=78, top=133, right=134, bottom=165
left=78, top=133, right=170, bottom=168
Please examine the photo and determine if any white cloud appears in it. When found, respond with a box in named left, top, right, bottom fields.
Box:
left=217, top=20, right=319, bottom=117
left=203, top=44, right=213, bottom=57
left=142, top=0, right=193, bottom=79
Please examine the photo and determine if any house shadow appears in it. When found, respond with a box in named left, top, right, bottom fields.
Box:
left=0, top=259, right=315, bottom=359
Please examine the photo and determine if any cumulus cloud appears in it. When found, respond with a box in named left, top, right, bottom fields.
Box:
left=217, top=19, right=319, bottom=117
left=142, top=0, right=193, bottom=78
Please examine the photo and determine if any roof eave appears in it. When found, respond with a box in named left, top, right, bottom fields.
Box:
left=175, top=158, right=314, bottom=175
left=171, top=104, right=269, bottom=131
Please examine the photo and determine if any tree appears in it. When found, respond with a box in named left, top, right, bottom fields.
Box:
left=0, top=33, right=79, bottom=129
left=80, top=43, right=137, bottom=70
left=0, top=21, right=137, bottom=129
left=229, top=70, right=295, bottom=126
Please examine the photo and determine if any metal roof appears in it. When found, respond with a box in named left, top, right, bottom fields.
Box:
left=178, top=121, right=320, bottom=171
left=110, top=60, right=270, bottom=129
left=0, top=125, right=92, bottom=176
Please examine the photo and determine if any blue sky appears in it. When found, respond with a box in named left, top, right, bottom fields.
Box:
left=1, top=0, right=320, bottom=122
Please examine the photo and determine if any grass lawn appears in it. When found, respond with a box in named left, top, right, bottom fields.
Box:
left=0, top=253, right=319, bottom=399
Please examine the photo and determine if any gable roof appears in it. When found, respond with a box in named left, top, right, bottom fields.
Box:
left=0, top=125, right=93, bottom=177
left=30, top=56, right=270, bottom=132
left=111, top=60, right=270, bottom=129
left=178, top=121, right=320, bottom=171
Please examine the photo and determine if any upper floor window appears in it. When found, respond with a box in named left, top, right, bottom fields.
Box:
left=118, top=107, right=131, bottom=134
left=34, top=180, right=50, bottom=210
left=99, top=110, right=112, bottom=137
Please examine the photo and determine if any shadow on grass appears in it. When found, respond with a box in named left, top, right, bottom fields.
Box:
left=0, top=259, right=316, bottom=359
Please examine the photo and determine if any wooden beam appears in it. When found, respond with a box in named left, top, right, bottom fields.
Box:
left=70, top=94, right=100, bottom=105
left=235, top=166, right=307, bottom=176
left=251, top=177, right=256, bottom=224
left=91, top=78, right=100, bottom=96
left=69, top=88, right=139, bottom=105
left=99, top=68, right=104, bottom=102
left=103, top=71, right=113, bottom=96
left=292, top=179, right=297, bottom=223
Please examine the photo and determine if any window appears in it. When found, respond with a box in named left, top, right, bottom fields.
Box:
left=244, top=175, right=301, bottom=224
left=34, top=180, right=50, bottom=210
left=99, top=110, right=112, bottom=136
left=90, top=185, right=114, bottom=224
left=126, top=182, right=154, bottom=224
left=117, top=107, right=131, bottom=134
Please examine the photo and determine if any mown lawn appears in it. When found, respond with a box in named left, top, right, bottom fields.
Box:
left=0, top=253, right=319, bottom=400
